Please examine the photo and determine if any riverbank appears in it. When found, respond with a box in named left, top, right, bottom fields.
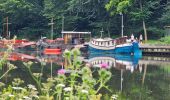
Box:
left=144, top=36, right=170, bottom=45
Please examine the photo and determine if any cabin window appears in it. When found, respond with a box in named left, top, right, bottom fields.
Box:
left=109, top=41, right=112, bottom=46
left=107, top=62, right=109, bottom=66
left=106, top=42, right=108, bottom=46
left=103, top=42, right=105, bottom=46
left=104, top=42, right=106, bottom=46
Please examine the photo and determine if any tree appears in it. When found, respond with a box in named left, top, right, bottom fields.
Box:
left=0, top=0, right=48, bottom=39
left=105, top=0, right=131, bottom=15
left=130, top=0, right=164, bottom=40
left=105, top=0, right=131, bottom=37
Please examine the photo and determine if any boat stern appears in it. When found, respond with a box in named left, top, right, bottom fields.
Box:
left=132, top=42, right=142, bottom=57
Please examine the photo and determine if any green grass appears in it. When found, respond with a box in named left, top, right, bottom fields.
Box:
left=145, top=36, right=170, bottom=45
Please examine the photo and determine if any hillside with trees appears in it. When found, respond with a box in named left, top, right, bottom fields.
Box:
left=0, top=0, right=169, bottom=40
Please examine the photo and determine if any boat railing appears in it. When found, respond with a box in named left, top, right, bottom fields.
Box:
left=113, top=36, right=128, bottom=45
left=91, top=42, right=115, bottom=48
left=91, top=36, right=130, bottom=47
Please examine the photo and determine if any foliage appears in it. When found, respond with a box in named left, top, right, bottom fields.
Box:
left=0, top=0, right=169, bottom=39
left=145, top=36, right=170, bottom=44
left=0, top=48, right=116, bottom=99
left=0, top=36, right=17, bottom=79
left=159, top=36, right=170, bottom=44
left=105, top=0, right=131, bottom=15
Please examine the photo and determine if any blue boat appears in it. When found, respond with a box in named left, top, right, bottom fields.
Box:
left=88, top=36, right=142, bottom=56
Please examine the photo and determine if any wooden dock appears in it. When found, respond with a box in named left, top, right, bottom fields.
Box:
left=139, top=44, right=170, bottom=55
left=139, top=56, right=170, bottom=65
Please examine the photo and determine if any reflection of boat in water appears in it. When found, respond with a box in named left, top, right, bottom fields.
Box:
left=0, top=51, right=63, bottom=65
left=0, top=52, right=36, bottom=61
left=43, top=48, right=61, bottom=55
left=87, top=54, right=141, bottom=72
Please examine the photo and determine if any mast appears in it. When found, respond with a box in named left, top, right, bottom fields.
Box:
left=48, top=18, right=54, bottom=40
left=50, top=60, right=53, bottom=78
left=120, top=13, right=124, bottom=37
left=121, top=69, right=123, bottom=91
left=6, top=17, right=8, bottom=38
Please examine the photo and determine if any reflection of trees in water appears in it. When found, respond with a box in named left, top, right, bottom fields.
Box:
left=143, top=65, right=170, bottom=100
left=106, top=65, right=170, bottom=100
left=1, top=55, right=170, bottom=99
left=1, top=61, right=61, bottom=88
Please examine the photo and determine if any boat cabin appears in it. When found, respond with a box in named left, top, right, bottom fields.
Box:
left=91, top=36, right=128, bottom=47
left=91, top=38, right=115, bottom=47
left=61, top=31, right=91, bottom=44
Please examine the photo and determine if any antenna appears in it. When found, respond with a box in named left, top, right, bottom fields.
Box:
left=62, top=16, right=64, bottom=38
left=100, top=28, right=104, bottom=38
left=120, top=12, right=124, bottom=37
left=3, top=17, right=11, bottom=39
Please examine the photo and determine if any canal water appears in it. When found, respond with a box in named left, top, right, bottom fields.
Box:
left=0, top=50, right=170, bottom=100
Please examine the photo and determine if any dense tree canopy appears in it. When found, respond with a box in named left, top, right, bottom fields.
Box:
left=0, top=0, right=169, bottom=40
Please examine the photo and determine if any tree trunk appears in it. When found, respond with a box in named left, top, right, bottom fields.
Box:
left=140, top=0, right=148, bottom=41
left=143, top=20, right=147, bottom=41
left=142, top=64, right=147, bottom=85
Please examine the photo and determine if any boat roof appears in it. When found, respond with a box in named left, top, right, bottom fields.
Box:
left=92, top=38, right=113, bottom=42
left=61, top=31, right=91, bottom=34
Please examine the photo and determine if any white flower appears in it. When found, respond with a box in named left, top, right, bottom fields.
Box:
left=12, top=87, right=23, bottom=90
left=23, top=96, right=32, bottom=100
left=28, top=84, right=34, bottom=88
left=33, top=95, right=39, bottom=99
left=64, top=87, right=72, bottom=92
left=32, top=87, right=37, bottom=90
left=81, top=89, right=88, bottom=94
left=57, top=84, right=65, bottom=88
left=8, top=94, right=15, bottom=97
left=111, top=94, right=118, bottom=100
left=28, top=84, right=37, bottom=90
left=12, top=87, right=17, bottom=89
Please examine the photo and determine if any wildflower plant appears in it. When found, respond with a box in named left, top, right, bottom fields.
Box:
left=0, top=48, right=114, bottom=100
left=51, top=48, right=113, bottom=100
left=0, top=36, right=18, bottom=79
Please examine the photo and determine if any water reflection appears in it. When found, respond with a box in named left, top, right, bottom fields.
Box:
left=0, top=51, right=63, bottom=65
left=1, top=50, right=170, bottom=100
left=87, top=53, right=141, bottom=73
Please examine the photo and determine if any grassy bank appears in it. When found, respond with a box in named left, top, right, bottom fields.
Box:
left=145, top=36, right=170, bottom=45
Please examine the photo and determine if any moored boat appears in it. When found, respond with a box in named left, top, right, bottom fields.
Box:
left=88, top=36, right=142, bottom=56
left=0, top=38, right=36, bottom=49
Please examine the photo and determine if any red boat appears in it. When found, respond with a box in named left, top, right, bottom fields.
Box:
left=0, top=39, right=36, bottom=48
